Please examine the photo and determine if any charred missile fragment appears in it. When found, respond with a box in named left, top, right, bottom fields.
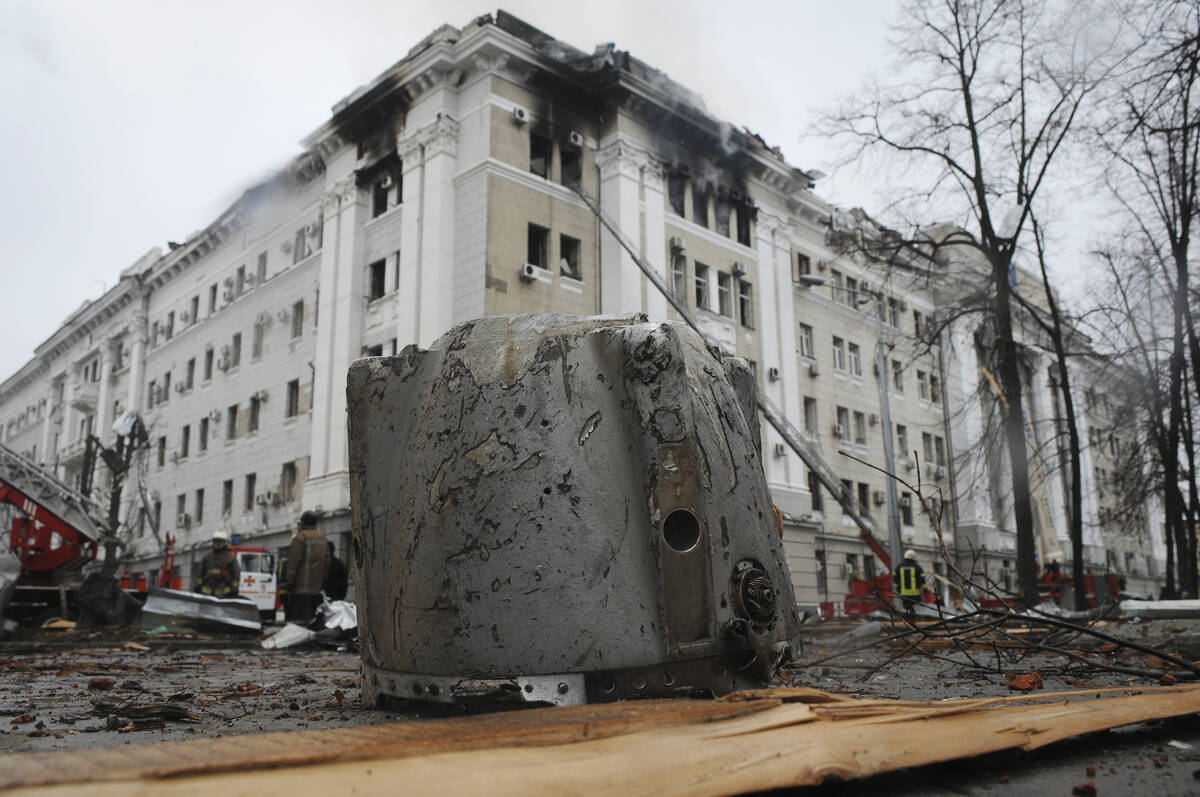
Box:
left=348, top=313, right=800, bottom=707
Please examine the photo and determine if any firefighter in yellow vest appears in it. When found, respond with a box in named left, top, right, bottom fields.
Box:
left=196, top=530, right=240, bottom=598
left=892, top=549, right=926, bottom=620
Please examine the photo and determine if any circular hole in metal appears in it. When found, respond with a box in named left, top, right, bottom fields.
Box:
left=601, top=677, right=616, bottom=693
left=663, top=672, right=676, bottom=687
left=662, top=508, right=701, bottom=553
left=632, top=675, right=647, bottom=690
left=524, top=684, right=534, bottom=693
left=427, top=684, right=440, bottom=696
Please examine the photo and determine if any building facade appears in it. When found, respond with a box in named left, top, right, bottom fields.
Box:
left=0, top=12, right=1167, bottom=605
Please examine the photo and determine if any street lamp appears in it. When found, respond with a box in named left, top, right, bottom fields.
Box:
left=797, top=274, right=904, bottom=601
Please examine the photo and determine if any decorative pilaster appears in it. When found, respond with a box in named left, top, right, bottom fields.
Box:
left=596, top=137, right=654, bottom=315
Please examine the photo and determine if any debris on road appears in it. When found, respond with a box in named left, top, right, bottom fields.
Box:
left=140, top=588, right=260, bottom=634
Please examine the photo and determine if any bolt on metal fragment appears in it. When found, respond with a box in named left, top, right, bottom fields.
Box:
left=348, top=313, right=801, bottom=707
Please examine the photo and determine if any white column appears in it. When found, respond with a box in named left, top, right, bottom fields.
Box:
left=37, top=378, right=55, bottom=468
left=396, top=132, right=425, bottom=348
left=1027, top=356, right=1068, bottom=561
left=596, top=139, right=646, bottom=315
left=642, top=161, right=669, bottom=322
left=416, top=115, right=459, bottom=346
left=305, top=177, right=365, bottom=511
left=95, top=347, right=113, bottom=445
left=127, top=303, right=148, bottom=414
left=946, top=321, right=995, bottom=528
left=756, top=210, right=800, bottom=489
left=1069, top=377, right=1103, bottom=553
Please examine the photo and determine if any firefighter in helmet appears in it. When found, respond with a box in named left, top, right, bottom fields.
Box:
left=196, top=530, right=240, bottom=598
left=892, top=549, right=926, bottom=620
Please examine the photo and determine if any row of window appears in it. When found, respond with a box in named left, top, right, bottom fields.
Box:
left=152, top=223, right=320, bottom=350
left=797, top=324, right=941, bottom=400
left=146, top=305, right=307, bottom=410
left=666, top=175, right=754, bottom=246
left=153, top=379, right=306, bottom=468
left=668, top=254, right=754, bottom=328
left=795, top=254, right=932, bottom=339
left=798, top=395, right=946, bottom=465
left=529, top=132, right=583, bottom=188
left=144, top=459, right=306, bottom=536
left=526, top=224, right=583, bottom=281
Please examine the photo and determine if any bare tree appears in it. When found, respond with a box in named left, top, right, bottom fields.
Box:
left=1095, top=0, right=1200, bottom=596
left=820, top=0, right=1120, bottom=604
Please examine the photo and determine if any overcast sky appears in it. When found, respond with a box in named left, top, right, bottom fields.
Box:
left=0, top=1, right=914, bottom=379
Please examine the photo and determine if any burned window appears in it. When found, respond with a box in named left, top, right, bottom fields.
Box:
left=256, top=252, right=268, bottom=284
left=896, top=424, right=908, bottom=457
left=281, top=461, right=298, bottom=504
left=559, top=234, right=581, bottom=280
left=815, top=549, right=827, bottom=591
left=527, top=224, right=549, bottom=268
left=368, top=259, right=386, bottom=300
left=714, top=192, right=731, bottom=237
left=694, top=262, right=711, bottom=310
left=372, top=177, right=390, bottom=218
left=363, top=344, right=384, bottom=357
left=892, top=360, right=904, bottom=392
left=692, top=183, right=709, bottom=227
left=530, top=133, right=551, bottom=179
left=668, top=173, right=686, bottom=216
left=560, top=145, right=581, bottom=188
left=736, top=203, right=752, bottom=245
left=671, top=252, right=687, bottom=298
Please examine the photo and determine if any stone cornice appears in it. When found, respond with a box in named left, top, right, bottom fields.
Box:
left=396, top=114, right=460, bottom=164
left=595, top=136, right=657, bottom=182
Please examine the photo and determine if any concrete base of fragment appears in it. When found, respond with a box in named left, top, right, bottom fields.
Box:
left=348, top=314, right=801, bottom=707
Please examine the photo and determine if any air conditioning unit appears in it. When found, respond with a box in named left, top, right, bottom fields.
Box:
left=669, top=236, right=685, bottom=252
left=925, top=462, right=937, bottom=477
left=277, top=307, right=291, bottom=324
left=767, top=366, right=780, bottom=382
left=731, top=261, right=747, bottom=278
left=512, top=106, right=529, bottom=125
left=869, top=413, right=879, bottom=426
left=176, top=512, right=191, bottom=528
left=255, top=492, right=275, bottom=507
left=304, top=222, right=319, bottom=237
left=174, top=381, right=186, bottom=393
left=252, top=389, right=269, bottom=402
left=832, top=423, right=844, bottom=439
left=179, top=309, right=191, bottom=323
left=808, top=362, right=820, bottom=377
left=245, top=273, right=256, bottom=287
left=379, top=173, right=395, bottom=189
left=218, top=346, right=231, bottom=371
left=567, top=130, right=584, bottom=148
left=872, top=490, right=886, bottom=506
left=817, top=259, right=828, bottom=272
left=519, top=263, right=538, bottom=282
left=861, top=280, right=872, bottom=294
left=773, top=443, right=786, bottom=458
left=170, top=451, right=180, bottom=464
left=899, top=494, right=912, bottom=508
left=899, top=455, right=915, bottom=472
left=208, top=408, right=222, bottom=422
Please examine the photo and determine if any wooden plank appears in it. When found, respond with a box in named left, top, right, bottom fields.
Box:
left=6, top=686, right=1200, bottom=796
left=0, top=698, right=773, bottom=791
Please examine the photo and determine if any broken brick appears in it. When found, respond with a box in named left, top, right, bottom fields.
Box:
left=1007, top=672, right=1044, bottom=691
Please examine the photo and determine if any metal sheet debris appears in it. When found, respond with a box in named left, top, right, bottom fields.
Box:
left=140, top=588, right=260, bottom=634
left=1120, top=599, right=1200, bottom=619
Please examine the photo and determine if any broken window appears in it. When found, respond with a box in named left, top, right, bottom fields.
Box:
left=227, top=404, right=238, bottom=441
left=222, top=479, right=233, bottom=517
left=291, top=300, right=304, bottom=338
left=530, top=132, right=551, bottom=179
left=739, top=280, right=754, bottom=328
left=286, top=379, right=300, bottom=418
left=372, top=178, right=390, bottom=218
left=208, top=284, right=218, bottom=316
left=364, top=344, right=384, bottom=357
left=848, top=343, right=862, bottom=377
left=199, top=418, right=209, bottom=452
left=832, top=337, right=846, bottom=372
left=281, top=461, right=298, bottom=504
left=795, top=253, right=811, bottom=281
left=560, top=145, right=581, bottom=188
left=527, top=224, right=549, bottom=268
left=717, top=272, right=733, bottom=317
left=692, top=183, right=709, bottom=227
left=256, top=252, right=268, bottom=284
left=854, top=411, right=867, bottom=445
left=236, top=265, right=246, bottom=297
left=668, top=173, right=687, bottom=216
left=694, top=262, right=711, bottom=310
left=671, top=252, right=687, bottom=298
left=195, top=488, right=204, bottom=525
left=244, top=473, right=256, bottom=511
left=157, top=436, right=166, bottom=468
left=559, top=234, right=581, bottom=280
left=803, top=396, right=818, bottom=434
left=249, top=396, right=261, bottom=433
left=204, top=348, right=214, bottom=381
left=846, top=553, right=859, bottom=579
left=368, top=259, right=386, bottom=300
left=839, top=479, right=853, bottom=513
left=798, top=323, right=813, bottom=358
left=180, top=425, right=190, bottom=458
